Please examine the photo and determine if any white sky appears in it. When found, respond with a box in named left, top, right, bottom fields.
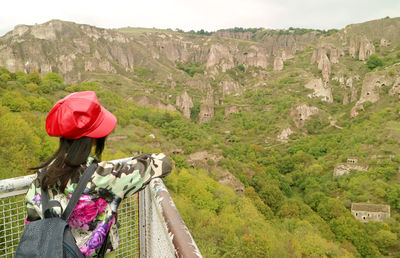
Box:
left=1, top=0, right=400, bottom=36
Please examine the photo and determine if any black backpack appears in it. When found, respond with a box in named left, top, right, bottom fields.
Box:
left=15, top=163, right=98, bottom=258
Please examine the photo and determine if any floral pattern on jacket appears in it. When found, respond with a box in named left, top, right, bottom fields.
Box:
left=25, top=153, right=172, bottom=257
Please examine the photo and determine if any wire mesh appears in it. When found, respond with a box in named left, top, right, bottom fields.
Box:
left=115, top=194, right=140, bottom=258
left=0, top=191, right=139, bottom=258
left=0, top=194, right=26, bottom=258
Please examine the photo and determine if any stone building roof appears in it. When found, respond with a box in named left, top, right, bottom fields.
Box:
left=351, top=203, right=390, bottom=213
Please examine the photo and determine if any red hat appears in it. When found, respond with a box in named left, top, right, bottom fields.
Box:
left=46, top=91, right=117, bottom=139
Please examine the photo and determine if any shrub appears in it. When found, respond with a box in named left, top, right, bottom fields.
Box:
left=366, top=54, right=383, bottom=70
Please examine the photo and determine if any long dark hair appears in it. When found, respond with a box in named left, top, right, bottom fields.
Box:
left=32, top=136, right=106, bottom=192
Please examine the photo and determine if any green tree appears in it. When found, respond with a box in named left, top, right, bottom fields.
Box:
left=0, top=113, right=40, bottom=178
left=27, top=71, right=41, bottom=85
left=366, top=54, right=383, bottom=70
left=1, top=91, right=30, bottom=112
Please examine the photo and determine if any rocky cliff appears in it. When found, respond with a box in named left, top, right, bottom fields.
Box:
left=1, top=18, right=400, bottom=132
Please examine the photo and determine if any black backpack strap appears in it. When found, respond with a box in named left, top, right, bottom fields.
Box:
left=39, top=168, right=63, bottom=218
left=62, top=163, right=98, bottom=220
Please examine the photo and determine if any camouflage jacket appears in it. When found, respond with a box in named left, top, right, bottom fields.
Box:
left=25, top=153, right=172, bottom=257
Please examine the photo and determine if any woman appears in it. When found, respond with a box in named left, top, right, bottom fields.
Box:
left=24, top=91, right=172, bottom=257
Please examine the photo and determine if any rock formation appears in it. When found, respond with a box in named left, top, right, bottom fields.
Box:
left=217, top=169, right=245, bottom=195
left=187, top=80, right=211, bottom=91
left=215, top=31, right=253, bottom=40
left=176, top=91, right=194, bottom=119
left=133, top=95, right=176, bottom=111
left=351, top=87, right=358, bottom=103
left=357, top=74, right=388, bottom=104
left=198, top=93, right=214, bottom=124
left=277, top=128, right=293, bottom=142
left=273, top=56, right=283, bottom=71
left=290, top=104, right=319, bottom=128
left=349, top=40, right=357, bottom=59
left=224, top=105, right=238, bottom=116
left=343, top=93, right=349, bottom=105
left=334, top=163, right=368, bottom=176
left=311, top=45, right=342, bottom=65
left=389, top=77, right=400, bottom=98
left=206, top=44, right=234, bottom=72
left=380, top=38, right=388, bottom=47
left=221, top=80, right=242, bottom=98
left=329, top=48, right=339, bottom=64
left=237, top=46, right=269, bottom=69
left=358, top=37, right=375, bottom=61
left=346, top=77, right=353, bottom=88
left=350, top=104, right=364, bottom=118
left=304, top=78, right=333, bottom=103
left=318, top=54, right=331, bottom=81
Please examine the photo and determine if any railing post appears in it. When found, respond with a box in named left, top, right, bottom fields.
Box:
left=148, top=178, right=203, bottom=258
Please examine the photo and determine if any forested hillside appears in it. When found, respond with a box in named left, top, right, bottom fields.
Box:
left=1, top=17, right=400, bottom=256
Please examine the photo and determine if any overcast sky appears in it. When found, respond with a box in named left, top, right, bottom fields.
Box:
left=1, top=0, right=399, bottom=36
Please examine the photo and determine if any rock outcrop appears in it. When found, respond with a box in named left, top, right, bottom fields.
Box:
left=215, top=31, right=253, bottom=40
left=304, top=78, right=333, bottom=103
left=277, top=128, right=293, bottom=142
left=389, top=77, right=400, bottom=98
left=318, top=54, right=331, bottom=81
left=198, top=93, right=214, bottom=124
left=334, top=163, right=368, bottom=176
left=349, top=37, right=375, bottom=61
left=273, top=56, right=283, bottom=71
left=237, top=46, right=269, bottom=69
left=187, top=80, right=211, bottom=91
left=206, top=44, right=234, bottom=72
left=350, top=104, right=364, bottom=118
left=133, top=95, right=176, bottom=111
left=217, top=169, right=245, bottom=195
left=311, top=46, right=342, bottom=65
left=357, top=74, right=388, bottom=104
left=351, top=87, right=358, bottom=102
left=176, top=91, right=194, bottom=119
left=343, top=93, right=349, bottom=105
left=358, top=37, right=375, bottom=61
left=221, top=80, right=242, bottom=98
left=290, top=104, right=319, bottom=128
left=224, top=105, right=238, bottom=116
left=349, top=39, right=357, bottom=58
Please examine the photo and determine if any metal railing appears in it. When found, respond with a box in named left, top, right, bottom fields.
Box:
left=0, top=158, right=202, bottom=258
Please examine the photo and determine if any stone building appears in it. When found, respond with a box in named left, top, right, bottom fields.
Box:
left=351, top=203, right=390, bottom=222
